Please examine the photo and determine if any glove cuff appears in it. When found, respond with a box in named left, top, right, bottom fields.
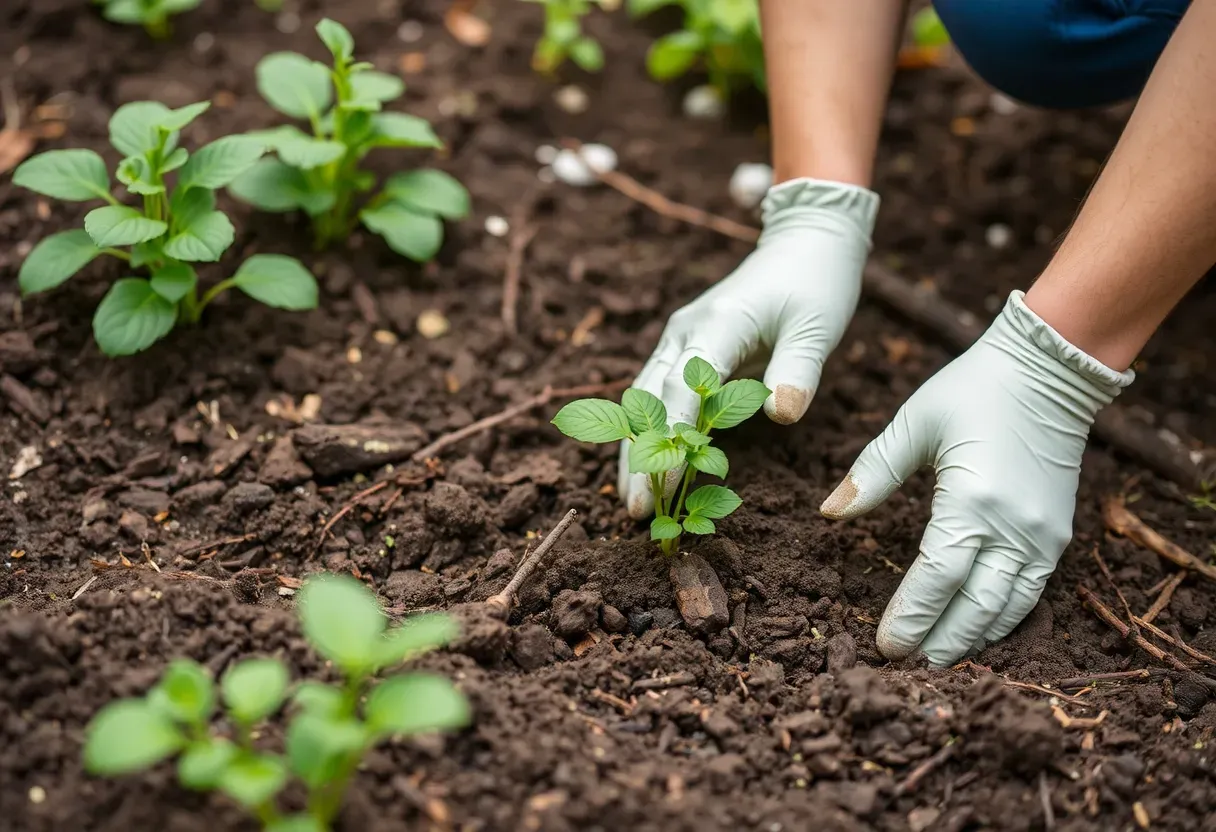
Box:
left=1002, top=290, right=1135, bottom=394
left=759, top=178, right=880, bottom=242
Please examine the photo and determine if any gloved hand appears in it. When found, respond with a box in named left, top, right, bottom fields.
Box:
left=822, top=291, right=1134, bottom=665
left=618, top=177, right=880, bottom=517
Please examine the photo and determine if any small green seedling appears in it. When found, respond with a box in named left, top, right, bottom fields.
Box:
left=82, top=574, right=469, bottom=831
left=232, top=19, right=470, bottom=260
left=630, top=0, right=765, bottom=95
left=552, top=356, right=769, bottom=555
left=92, top=0, right=200, bottom=38
left=911, top=7, right=950, bottom=49
left=523, top=0, right=608, bottom=74
left=13, top=101, right=316, bottom=356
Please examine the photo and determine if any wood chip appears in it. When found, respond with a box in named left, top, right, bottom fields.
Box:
left=1133, top=801, right=1150, bottom=829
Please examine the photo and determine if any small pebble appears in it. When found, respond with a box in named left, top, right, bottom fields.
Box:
left=989, top=93, right=1019, bottom=115
left=552, top=150, right=596, bottom=187
left=553, top=84, right=589, bottom=114
left=397, top=20, right=424, bottom=42
left=985, top=223, right=1012, bottom=249
left=416, top=309, right=450, bottom=339
left=28, top=786, right=46, bottom=804
left=192, top=32, right=215, bottom=54
left=682, top=84, right=724, bottom=120
left=729, top=162, right=773, bottom=210
left=484, top=215, right=509, bottom=237
left=579, top=143, right=618, bottom=174
left=275, top=11, right=300, bottom=33
left=534, top=144, right=559, bottom=165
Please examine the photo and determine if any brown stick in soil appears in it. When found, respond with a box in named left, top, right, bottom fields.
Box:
left=411, top=379, right=630, bottom=463
left=894, top=739, right=957, bottom=797
left=560, top=147, right=1204, bottom=489
left=1055, top=669, right=1166, bottom=689
left=1102, top=497, right=1216, bottom=583
left=631, top=671, right=697, bottom=691
left=486, top=509, right=579, bottom=618
left=1142, top=571, right=1185, bottom=624
left=1077, top=584, right=1197, bottom=675
left=313, top=480, right=389, bottom=553
left=1089, top=545, right=1138, bottom=623
left=500, top=217, right=538, bottom=336
left=1130, top=614, right=1216, bottom=668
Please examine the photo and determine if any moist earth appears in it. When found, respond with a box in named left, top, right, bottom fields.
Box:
left=2, top=1, right=1215, bottom=830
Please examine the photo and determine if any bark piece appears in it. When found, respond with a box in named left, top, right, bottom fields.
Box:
left=293, top=422, right=426, bottom=478
left=670, top=552, right=729, bottom=635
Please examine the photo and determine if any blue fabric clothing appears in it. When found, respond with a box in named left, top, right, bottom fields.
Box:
left=933, top=0, right=1190, bottom=108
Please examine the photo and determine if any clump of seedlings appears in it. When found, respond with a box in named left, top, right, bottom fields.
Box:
left=82, top=574, right=469, bottom=831
left=524, top=0, right=609, bottom=73
left=232, top=19, right=470, bottom=260
left=13, top=101, right=315, bottom=356
left=552, top=356, right=769, bottom=554
left=630, top=0, right=766, bottom=94
left=92, top=0, right=200, bottom=39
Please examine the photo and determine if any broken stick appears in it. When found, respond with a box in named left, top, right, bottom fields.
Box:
left=501, top=219, right=538, bottom=336
left=1142, top=571, right=1185, bottom=624
left=1102, top=497, right=1216, bottom=583
left=486, top=509, right=579, bottom=618
left=1077, top=584, right=1199, bottom=676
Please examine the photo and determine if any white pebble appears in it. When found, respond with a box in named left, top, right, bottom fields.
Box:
left=485, top=216, right=509, bottom=237
left=275, top=11, right=300, bottom=33
left=553, top=85, right=589, bottom=114
left=985, top=223, right=1012, bottom=249
left=28, top=786, right=46, bottom=805
left=729, top=163, right=773, bottom=210
left=989, top=93, right=1019, bottom=115
left=682, top=84, right=724, bottom=120
left=397, top=20, right=424, bottom=42
left=579, top=143, right=618, bottom=174
left=192, top=32, right=215, bottom=54
left=551, top=149, right=597, bottom=187
left=534, top=144, right=558, bottom=165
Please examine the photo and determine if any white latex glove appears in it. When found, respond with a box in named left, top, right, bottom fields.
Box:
left=821, top=291, right=1134, bottom=665
left=619, top=178, right=880, bottom=517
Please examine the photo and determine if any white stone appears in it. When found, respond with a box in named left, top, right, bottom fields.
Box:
left=485, top=216, right=509, bottom=237
left=729, top=163, right=773, bottom=210
left=985, top=223, right=1012, bottom=249
left=554, top=85, right=589, bottom=114
left=534, top=144, right=559, bottom=165
left=683, top=85, right=724, bottom=120
left=551, top=150, right=596, bottom=186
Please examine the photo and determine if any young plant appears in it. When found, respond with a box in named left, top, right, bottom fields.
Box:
left=12, top=101, right=316, bottom=357
left=552, top=357, right=769, bottom=555
left=231, top=19, right=470, bottom=260
left=630, top=0, right=766, bottom=95
left=82, top=574, right=469, bottom=831
left=92, top=0, right=200, bottom=39
left=523, top=0, right=609, bottom=74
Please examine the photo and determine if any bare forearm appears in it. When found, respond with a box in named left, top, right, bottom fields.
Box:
left=1025, top=0, right=1216, bottom=371
left=761, top=0, right=906, bottom=187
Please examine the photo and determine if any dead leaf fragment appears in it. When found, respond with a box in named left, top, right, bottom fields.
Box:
left=0, top=129, right=35, bottom=174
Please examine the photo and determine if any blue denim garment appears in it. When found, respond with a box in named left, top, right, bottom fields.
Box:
left=933, top=0, right=1190, bottom=108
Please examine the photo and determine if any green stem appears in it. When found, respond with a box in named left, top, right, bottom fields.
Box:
left=196, top=278, right=237, bottom=313
left=180, top=286, right=200, bottom=324
left=650, top=473, right=667, bottom=517
left=101, top=247, right=130, bottom=261
left=254, top=801, right=282, bottom=827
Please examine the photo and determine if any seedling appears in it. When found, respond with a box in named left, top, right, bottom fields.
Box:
left=92, top=0, right=200, bottom=39
left=12, top=101, right=316, bottom=356
left=630, top=0, right=766, bottom=95
left=82, top=574, right=469, bottom=831
left=523, top=0, right=608, bottom=74
left=231, top=19, right=470, bottom=260
left=552, top=356, right=769, bottom=555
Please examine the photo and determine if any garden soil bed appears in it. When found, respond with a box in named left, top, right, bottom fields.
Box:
left=3, top=1, right=1216, bottom=830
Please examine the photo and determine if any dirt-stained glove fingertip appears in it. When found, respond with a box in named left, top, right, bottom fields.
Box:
left=819, top=474, right=859, bottom=520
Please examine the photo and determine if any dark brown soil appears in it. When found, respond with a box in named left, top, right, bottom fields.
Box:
left=3, top=1, right=1216, bottom=830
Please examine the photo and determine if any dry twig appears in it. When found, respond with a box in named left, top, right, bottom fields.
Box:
left=1103, top=497, right=1216, bottom=582
left=1039, top=772, right=1056, bottom=831
left=411, top=379, right=629, bottom=463
left=486, top=509, right=579, bottom=618
left=313, top=480, right=389, bottom=552
left=501, top=218, right=538, bottom=336
left=895, top=739, right=956, bottom=797
left=70, top=575, right=98, bottom=602
left=178, top=534, right=257, bottom=558
left=1055, top=669, right=1164, bottom=690
left=1143, top=571, right=1185, bottom=624
left=1077, top=584, right=1193, bottom=673
left=1131, top=614, right=1216, bottom=668
left=631, top=671, right=696, bottom=691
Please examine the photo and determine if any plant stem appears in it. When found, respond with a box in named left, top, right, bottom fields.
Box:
left=196, top=278, right=236, bottom=313
left=180, top=286, right=200, bottom=323
left=101, top=247, right=130, bottom=261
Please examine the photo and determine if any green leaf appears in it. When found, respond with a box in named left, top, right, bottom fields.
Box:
left=381, top=169, right=470, bottom=219
left=551, top=399, right=632, bottom=443
left=360, top=203, right=444, bottom=261
left=682, top=356, right=720, bottom=396
left=546, top=17, right=579, bottom=46
left=374, top=613, right=459, bottom=670
left=149, top=262, right=197, bottom=303
left=367, top=112, right=442, bottom=149
left=228, top=157, right=335, bottom=215
left=687, top=444, right=728, bottom=478
left=681, top=515, right=715, bottom=535
left=84, top=699, right=186, bottom=775
left=674, top=425, right=710, bottom=447
left=178, top=135, right=267, bottom=190
left=621, top=388, right=667, bottom=435
left=164, top=188, right=234, bottom=262
left=222, top=658, right=290, bottom=725
left=19, top=230, right=101, bottom=295
left=292, top=681, right=345, bottom=717
left=148, top=659, right=215, bottom=725
left=646, top=31, right=702, bottom=80
left=345, top=71, right=405, bottom=110
left=117, top=156, right=164, bottom=195
left=256, top=52, right=333, bottom=120
left=131, top=239, right=164, bottom=268
left=178, top=738, right=237, bottom=790
left=650, top=515, right=681, bottom=540
left=13, top=149, right=111, bottom=201
left=629, top=430, right=683, bottom=474
left=85, top=205, right=168, bottom=248
left=627, top=0, right=678, bottom=17
left=685, top=485, right=742, bottom=519
left=92, top=278, right=177, bottom=356
left=101, top=0, right=147, bottom=25
left=316, top=18, right=354, bottom=62
left=158, top=101, right=211, bottom=132
left=911, top=8, right=950, bottom=48
left=231, top=254, right=318, bottom=310
left=109, top=101, right=171, bottom=157
left=217, top=753, right=288, bottom=809
left=707, top=0, right=757, bottom=34
left=298, top=573, right=386, bottom=675
left=161, top=147, right=189, bottom=173
left=702, top=379, right=771, bottom=429
left=286, top=712, right=367, bottom=789
left=253, top=126, right=345, bottom=169
left=569, top=37, right=604, bottom=72
left=268, top=816, right=327, bottom=832
left=365, top=673, right=470, bottom=736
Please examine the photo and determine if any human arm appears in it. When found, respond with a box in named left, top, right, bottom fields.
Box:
left=619, top=1, right=906, bottom=517
left=822, top=0, right=1216, bottom=665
